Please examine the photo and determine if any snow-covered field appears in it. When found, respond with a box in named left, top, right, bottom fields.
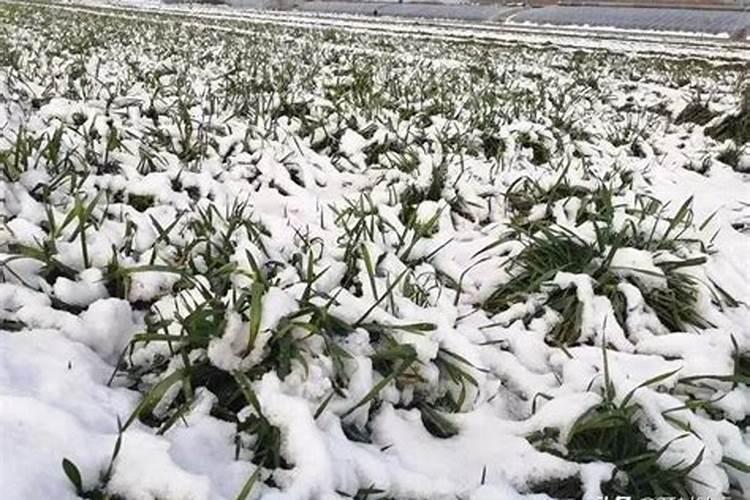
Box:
left=1, top=1, right=749, bottom=499
left=510, top=5, right=750, bottom=36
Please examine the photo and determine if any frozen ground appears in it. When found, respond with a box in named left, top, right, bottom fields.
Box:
left=0, top=1, right=749, bottom=500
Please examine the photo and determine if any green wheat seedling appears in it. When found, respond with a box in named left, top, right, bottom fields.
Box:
left=483, top=184, right=725, bottom=343
left=1, top=3, right=748, bottom=499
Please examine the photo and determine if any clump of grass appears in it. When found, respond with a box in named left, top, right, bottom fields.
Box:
left=567, top=395, right=705, bottom=497
left=484, top=226, right=596, bottom=310
left=605, top=112, right=655, bottom=155
left=127, top=193, right=154, bottom=212
left=0, top=127, right=40, bottom=182
left=531, top=347, right=705, bottom=498
left=518, top=132, right=551, bottom=166
left=574, top=349, right=704, bottom=497
left=503, top=166, right=621, bottom=231
left=484, top=182, right=718, bottom=344
left=716, top=144, right=742, bottom=169
left=234, top=372, right=288, bottom=470
left=706, top=86, right=750, bottom=145
left=674, top=98, right=715, bottom=126
left=527, top=474, right=583, bottom=499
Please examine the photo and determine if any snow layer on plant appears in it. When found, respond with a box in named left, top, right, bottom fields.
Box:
left=0, top=2, right=748, bottom=500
